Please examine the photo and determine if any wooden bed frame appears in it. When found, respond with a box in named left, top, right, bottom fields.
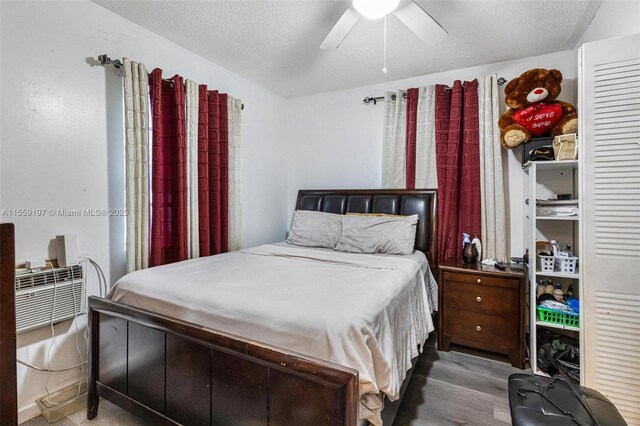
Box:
left=88, top=189, right=438, bottom=425
left=1, top=223, right=17, bottom=426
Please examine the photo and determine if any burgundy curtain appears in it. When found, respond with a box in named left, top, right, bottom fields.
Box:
left=149, top=69, right=188, bottom=266
left=219, top=93, right=229, bottom=254
left=435, top=80, right=481, bottom=261
left=197, top=85, right=211, bottom=256
left=405, top=88, right=419, bottom=189
left=198, top=88, right=229, bottom=256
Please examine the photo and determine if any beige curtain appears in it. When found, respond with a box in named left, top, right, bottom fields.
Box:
left=477, top=75, right=508, bottom=260
left=228, top=97, right=243, bottom=251
left=415, top=86, right=438, bottom=189
left=185, top=80, right=200, bottom=258
left=123, top=58, right=149, bottom=273
left=382, top=90, right=407, bottom=188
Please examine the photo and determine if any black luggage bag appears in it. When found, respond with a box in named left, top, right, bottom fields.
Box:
left=508, top=373, right=627, bottom=425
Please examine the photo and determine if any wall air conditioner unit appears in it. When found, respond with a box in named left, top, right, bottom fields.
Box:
left=15, top=265, right=85, bottom=333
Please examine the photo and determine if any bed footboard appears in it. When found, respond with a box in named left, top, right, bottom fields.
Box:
left=88, top=296, right=359, bottom=425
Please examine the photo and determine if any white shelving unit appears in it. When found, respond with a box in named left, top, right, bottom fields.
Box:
left=523, top=159, right=583, bottom=380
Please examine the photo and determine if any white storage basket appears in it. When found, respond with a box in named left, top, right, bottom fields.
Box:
left=554, top=256, right=578, bottom=274
left=537, top=255, right=554, bottom=272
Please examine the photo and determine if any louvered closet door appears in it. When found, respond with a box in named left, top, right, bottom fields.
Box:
left=580, top=33, right=640, bottom=426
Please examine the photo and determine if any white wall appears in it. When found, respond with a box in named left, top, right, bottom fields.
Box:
left=0, top=0, right=288, bottom=416
left=286, top=50, right=577, bottom=258
left=576, top=0, right=640, bottom=46
left=3, top=0, right=635, bottom=419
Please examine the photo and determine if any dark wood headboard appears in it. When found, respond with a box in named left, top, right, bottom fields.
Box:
left=0, top=223, right=17, bottom=426
left=295, top=189, right=438, bottom=270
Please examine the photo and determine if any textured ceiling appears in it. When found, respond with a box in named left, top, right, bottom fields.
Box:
left=94, top=0, right=597, bottom=98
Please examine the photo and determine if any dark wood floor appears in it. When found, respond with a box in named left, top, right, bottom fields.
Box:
left=393, top=333, right=528, bottom=425
left=21, top=333, right=527, bottom=425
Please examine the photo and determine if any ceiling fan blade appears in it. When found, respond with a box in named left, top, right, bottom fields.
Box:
left=319, top=8, right=360, bottom=50
left=393, top=1, right=447, bottom=47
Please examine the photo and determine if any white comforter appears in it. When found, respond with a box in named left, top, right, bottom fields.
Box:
left=108, top=243, right=436, bottom=400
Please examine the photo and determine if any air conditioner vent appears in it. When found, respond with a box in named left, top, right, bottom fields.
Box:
left=15, top=265, right=82, bottom=290
left=15, top=265, right=85, bottom=333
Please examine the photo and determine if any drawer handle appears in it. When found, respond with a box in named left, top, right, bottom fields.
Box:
left=476, top=296, right=482, bottom=303
left=475, top=325, right=482, bottom=332
left=477, top=278, right=481, bottom=284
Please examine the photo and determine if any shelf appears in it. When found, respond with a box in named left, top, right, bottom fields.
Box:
left=526, top=151, right=582, bottom=383
left=536, top=268, right=580, bottom=279
left=533, top=369, right=551, bottom=378
left=523, top=160, right=579, bottom=171
left=536, top=320, right=580, bottom=332
left=536, top=216, right=579, bottom=221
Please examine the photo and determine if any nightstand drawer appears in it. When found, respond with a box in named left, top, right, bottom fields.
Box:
left=443, top=311, right=517, bottom=348
left=443, top=281, right=518, bottom=317
left=443, top=272, right=519, bottom=289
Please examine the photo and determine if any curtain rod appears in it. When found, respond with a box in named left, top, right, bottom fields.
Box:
left=362, top=76, right=508, bottom=105
left=97, top=54, right=244, bottom=110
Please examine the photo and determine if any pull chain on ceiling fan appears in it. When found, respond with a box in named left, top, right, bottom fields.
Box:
left=382, top=16, right=388, bottom=74
left=319, top=0, right=448, bottom=51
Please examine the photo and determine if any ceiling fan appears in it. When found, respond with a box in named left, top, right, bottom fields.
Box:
left=319, top=0, right=448, bottom=50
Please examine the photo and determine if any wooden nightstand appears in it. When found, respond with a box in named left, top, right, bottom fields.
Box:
left=437, top=260, right=527, bottom=369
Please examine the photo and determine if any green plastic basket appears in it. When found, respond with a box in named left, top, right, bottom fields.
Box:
left=564, top=311, right=580, bottom=328
left=537, top=306, right=580, bottom=328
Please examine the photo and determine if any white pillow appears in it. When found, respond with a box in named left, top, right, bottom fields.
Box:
left=334, top=214, right=418, bottom=255
left=286, top=210, right=343, bottom=249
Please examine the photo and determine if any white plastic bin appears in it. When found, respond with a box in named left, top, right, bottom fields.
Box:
left=537, top=255, right=554, bottom=272
left=554, top=256, right=578, bottom=274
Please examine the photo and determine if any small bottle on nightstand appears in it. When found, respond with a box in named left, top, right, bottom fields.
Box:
left=472, top=233, right=482, bottom=260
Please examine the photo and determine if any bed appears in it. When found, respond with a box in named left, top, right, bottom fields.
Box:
left=88, top=189, right=438, bottom=425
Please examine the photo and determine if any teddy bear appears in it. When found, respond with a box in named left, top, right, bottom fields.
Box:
left=499, top=68, right=578, bottom=149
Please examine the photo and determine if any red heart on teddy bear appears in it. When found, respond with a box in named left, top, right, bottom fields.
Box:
left=512, top=103, right=563, bottom=137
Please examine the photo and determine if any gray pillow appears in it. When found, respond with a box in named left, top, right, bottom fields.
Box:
left=286, top=210, right=343, bottom=249
left=334, top=214, right=418, bottom=255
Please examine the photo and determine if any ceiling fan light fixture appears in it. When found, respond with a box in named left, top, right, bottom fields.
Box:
left=353, top=0, right=400, bottom=20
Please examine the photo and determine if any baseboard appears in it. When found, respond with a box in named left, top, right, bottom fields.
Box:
left=18, top=401, right=41, bottom=425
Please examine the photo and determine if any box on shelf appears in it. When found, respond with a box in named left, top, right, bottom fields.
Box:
left=522, top=136, right=554, bottom=164
left=536, top=199, right=579, bottom=217
left=555, top=256, right=578, bottom=274
left=553, top=133, right=578, bottom=161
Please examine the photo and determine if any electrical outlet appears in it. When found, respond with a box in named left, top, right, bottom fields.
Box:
left=25, top=259, right=47, bottom=269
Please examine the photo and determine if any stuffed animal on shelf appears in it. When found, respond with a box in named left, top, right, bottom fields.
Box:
left=499, top=68, right=578, bottom=149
